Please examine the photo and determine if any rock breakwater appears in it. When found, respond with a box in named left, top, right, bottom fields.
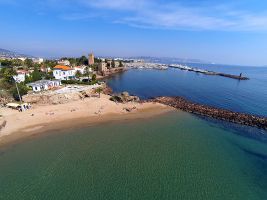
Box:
left=150, top=97, right=267, bottom=130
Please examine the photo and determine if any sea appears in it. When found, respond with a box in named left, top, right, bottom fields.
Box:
left=1, top=63, right=267, bottom=200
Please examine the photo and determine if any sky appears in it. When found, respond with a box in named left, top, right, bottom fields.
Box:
left=1, top=0, right=267, bottom=66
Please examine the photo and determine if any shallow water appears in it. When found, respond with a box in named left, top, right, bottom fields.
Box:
left=1, top=112, right=267, bottom=200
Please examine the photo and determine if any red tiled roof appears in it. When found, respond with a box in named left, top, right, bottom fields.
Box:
left=16, top=70, right=29, bottom=74
left=54, top=65, right=73, bottom=71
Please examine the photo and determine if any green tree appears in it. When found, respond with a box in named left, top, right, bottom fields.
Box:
left=75, top=70, right=82, bottom=78
left=92, top=74, right=97, bottom=82
left=0, top=67, right=17, bottom=84
left=119, top=61, right=123, bottom=67
left=95, top=87, right=103, bottom=98
left=9, top=59, right=23, bottom=67
left=78, top=56, right=88, bottom=66
left=0, top=59, right=12, bottom=66
left=111, top=59, right=115, bottom=68
left=11, top=83, right=29, bottom=101
left=94, top=57, right=101, bottom=63
left=24, top=75, right=31, bottom=84
left=24, top=58, right=34, bottom=68
left=31, top=67, right=42, bottom=82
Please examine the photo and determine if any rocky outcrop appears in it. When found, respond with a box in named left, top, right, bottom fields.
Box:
left=150, top=96, right=267, bottom=130
left=110, top=92, right=140, bottom=103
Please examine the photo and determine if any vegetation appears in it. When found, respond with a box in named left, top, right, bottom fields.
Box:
left=95, top=87, right=103, bottom=98
left=60, top=56, right=89, bottom=66
left=92, top=74, right=97, bottom=82
left=61, top=79, right=98, bottom=85
left=111, top=60, right=115, bottom=68
left=75, top=71, right=82, bottom=78
left=0, top=67, right=29, bottom=102
left=11, top=83, right=29, bottom=101
left=119, top=61, right=123, bottom=67
left=0, top=67, right=17, bottom=85
left=94, top=57, right=102, bottom=63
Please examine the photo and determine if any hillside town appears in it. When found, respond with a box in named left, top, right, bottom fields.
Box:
left=0, top=52, right=126, bottom=109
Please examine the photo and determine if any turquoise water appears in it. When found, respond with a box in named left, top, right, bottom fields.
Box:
left=1, top=112, right=267, bottom=199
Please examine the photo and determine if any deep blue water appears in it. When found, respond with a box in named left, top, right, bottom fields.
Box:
left=107, top=64, right=267, bottom=117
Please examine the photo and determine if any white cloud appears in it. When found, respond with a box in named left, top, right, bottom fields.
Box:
left=9, top=0, right=267, bottom=31
left=79, top=0, right=267, bottom=31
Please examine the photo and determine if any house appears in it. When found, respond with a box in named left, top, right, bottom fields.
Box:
left=27, top=80, right=61, bottom=92
left=13, top=70, right=30, bottom=83
left=58, top=60, right=70, bottom=66
left=53, top=65, right=75, bottom=80
left=74, top=65, right=90, bottom=75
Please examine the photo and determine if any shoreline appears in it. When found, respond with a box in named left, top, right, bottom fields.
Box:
left=0, top=94, right=173, bottom=147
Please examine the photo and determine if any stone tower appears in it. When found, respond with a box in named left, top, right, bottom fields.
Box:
left=89, top=53, right=95, bottom=65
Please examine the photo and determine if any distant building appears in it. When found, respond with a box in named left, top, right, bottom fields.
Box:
left=58, top=60, right=71, bottom=66
left=33, top=58, right=44, bottom=64
left=27, top=80, right=61, bottom=92
left=53, top=65, right=75, bottom=80
left=114, top=61, right=120, bottom=68
left=13, top=70, right=30, bottom=83
left=98, top=62, right=108, bottom=73
left=89, top=53, right=94, bottom=65
left=17, top=57, right=27, bottom=62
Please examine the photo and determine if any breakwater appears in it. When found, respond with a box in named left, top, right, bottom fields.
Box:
left=150, top=97, right=267, bottom=129
left=169, top=64, right=249, bottom=80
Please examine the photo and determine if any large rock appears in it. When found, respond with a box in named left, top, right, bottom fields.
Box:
left=110, top=92, right=140, bottom=103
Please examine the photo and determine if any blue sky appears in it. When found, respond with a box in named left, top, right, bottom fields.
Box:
left=1, top=0, right=267, bottom=66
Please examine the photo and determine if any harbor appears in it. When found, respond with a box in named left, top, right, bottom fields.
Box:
left=125, top=62, right=168, bottom=70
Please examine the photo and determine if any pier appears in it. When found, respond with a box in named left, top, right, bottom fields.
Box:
left=150, top=96, right=267, bottom=130
left=169, top=64, right=249, bottom=80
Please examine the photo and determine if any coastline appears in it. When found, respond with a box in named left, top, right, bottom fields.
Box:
left=0, top=94, right=173, bottom=146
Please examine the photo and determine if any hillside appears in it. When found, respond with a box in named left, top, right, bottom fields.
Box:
left=0, top=48, right=32, bottom=58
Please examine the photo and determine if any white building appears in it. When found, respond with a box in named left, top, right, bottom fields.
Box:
left=58, top=60, right=71, bottom=66
left=53, top=65, right=75, bottom=80
left=17, top=57, right=27, bottom=62
left=27, top=80, right=61, bottom=92
left=74, top=65, right=90, bottom=75
left=33, top=58, right=44, bottom=64
left=13, top=70, right=30, bottom=83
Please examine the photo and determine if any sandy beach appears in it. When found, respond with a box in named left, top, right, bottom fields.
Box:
left=0, top=94, right=173, bottom=146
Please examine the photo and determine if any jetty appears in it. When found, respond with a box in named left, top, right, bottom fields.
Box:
left=150, top=97, right=267, bottom=130
left=169, top=64, right=249, bottom=80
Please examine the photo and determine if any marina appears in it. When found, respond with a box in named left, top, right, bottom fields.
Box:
left=125, top=62, right=168, bottom=70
